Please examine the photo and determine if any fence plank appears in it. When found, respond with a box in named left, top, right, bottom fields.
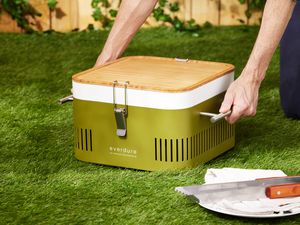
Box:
left=0, top=11, right=22, bottom=33
left=30, top=0, right=50, bottom=31
left=184, top=0, right=192, bottom=21
left=77, top=0, right=101, bottom=30
left=52, top=0, right=79, bottom=32
left=192, top=0, right=220, bottom=25
left=220, top=0, right=247, bottom=25
left=249, top=9, right=263, bottom=25
left=0, top=0, right=263, bottom=33
left=69, top=0, right=79, bottom=30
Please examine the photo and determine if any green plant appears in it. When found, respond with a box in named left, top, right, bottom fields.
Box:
left=90, top=0, right=202, bottom=34
left=47, top=0, right=58, bottom=30
left=152, top=1, right=201, bottom=33
left=91, top=0, right=120, bottom=30
left=47, top=0, right=57, bottom=10
left=239, top=0, right=266, bottom=24
left=0, top=0, right=41, bottom=33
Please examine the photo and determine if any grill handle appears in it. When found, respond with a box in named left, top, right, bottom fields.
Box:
left=59, top=95, right=73, bottom=104
left=199, top=110, right=231, bottom=123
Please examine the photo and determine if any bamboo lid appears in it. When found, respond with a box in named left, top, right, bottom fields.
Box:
left=72, top=56, right=234, bottom=93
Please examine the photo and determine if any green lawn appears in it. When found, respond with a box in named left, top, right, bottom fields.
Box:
left=0, top=27, right=299, bottom=225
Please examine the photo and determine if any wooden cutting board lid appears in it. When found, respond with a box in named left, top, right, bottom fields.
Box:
left=72, top=56, right=234, bottom=93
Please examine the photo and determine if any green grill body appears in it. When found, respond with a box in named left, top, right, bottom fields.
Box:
left=73, top=94, right=235, bottom=171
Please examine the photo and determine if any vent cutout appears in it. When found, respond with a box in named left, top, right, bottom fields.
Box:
left=154, top=120, right=234, bottom=162
left=75, top=128, right=93, bottom=152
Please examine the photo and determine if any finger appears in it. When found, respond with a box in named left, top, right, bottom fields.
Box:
left=226, top=105, right=244, bottom=124
left=94, top=57, right=101, bottom=67
left=219, top=92, right=234, bottom=113
left=244, top=107, right=257, bottom=116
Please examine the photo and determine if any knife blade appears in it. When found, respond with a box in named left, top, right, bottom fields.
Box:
left=176, top=176, right=300, bottom=203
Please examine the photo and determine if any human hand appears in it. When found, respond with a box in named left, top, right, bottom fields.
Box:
left=93, top=0, right=158, bottom=68
left=94, top=53, right=112, bottom=67
left=219, top=68, right=262, bottom=124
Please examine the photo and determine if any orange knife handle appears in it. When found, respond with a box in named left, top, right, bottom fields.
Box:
left=265, top=183, right=300, bottom=199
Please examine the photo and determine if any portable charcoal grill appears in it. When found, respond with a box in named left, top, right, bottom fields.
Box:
left=68, top=56, right=235, bottom=171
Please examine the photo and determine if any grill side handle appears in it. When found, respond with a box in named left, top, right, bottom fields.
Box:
left=199, top=110, right=232, bottom=123
left=59, top=95, right=73, bottom=104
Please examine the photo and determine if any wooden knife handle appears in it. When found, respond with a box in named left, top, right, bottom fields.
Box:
left=265, top=183, right=300, bottom=199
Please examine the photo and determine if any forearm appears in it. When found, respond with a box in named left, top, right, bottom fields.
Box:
left=244, top=0, right=296, bottom=83
left=96, top=0, right=158, bottom=65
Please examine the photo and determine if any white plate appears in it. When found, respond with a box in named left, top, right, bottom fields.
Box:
left=199, top=202, right=300, bottom=218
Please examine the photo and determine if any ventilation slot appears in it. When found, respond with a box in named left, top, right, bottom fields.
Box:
left=176, top=139, right=179, bottom=162
left=170, top=139, right=173, bottom=162
left=154, top=120, right=234, bottom=162
left=155, top=138, right=157, bottom=161
left=75, top=128, right=93, bottom=152
left=164, top=139, right=168, bottom=162
left=181, top=138, right=184, bottom=161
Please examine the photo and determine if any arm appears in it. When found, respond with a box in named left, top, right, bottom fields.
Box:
left=220, top=0, right=296, bottom=124
left=95, top=0, right=158, bottom=66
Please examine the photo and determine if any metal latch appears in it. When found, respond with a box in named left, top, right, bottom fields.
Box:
left=200, top=110, right=232, bottom=123
left=113, top=80, right=129, bottom=137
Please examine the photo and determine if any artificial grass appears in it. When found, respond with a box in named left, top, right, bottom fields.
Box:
left=0, top=26, right=299, bottom=225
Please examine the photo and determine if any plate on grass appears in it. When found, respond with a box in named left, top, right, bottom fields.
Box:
left=199, top=199, right=300, bottom=218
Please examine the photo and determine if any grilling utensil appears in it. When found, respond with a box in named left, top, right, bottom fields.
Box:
left=266, top=182, right=300, bottom=199
left=176, top=176, right=300, bottom=204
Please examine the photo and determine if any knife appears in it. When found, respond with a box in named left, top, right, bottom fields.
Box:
left=176, top=176, right=300, bottom=203
left=266, top=183, right=300, bottom=199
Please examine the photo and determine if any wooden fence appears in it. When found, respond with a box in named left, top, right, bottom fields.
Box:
left=0, top=0, right=262, bottom=33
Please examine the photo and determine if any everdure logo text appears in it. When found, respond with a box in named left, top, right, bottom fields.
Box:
left=109, top=147, right=137, bottom=158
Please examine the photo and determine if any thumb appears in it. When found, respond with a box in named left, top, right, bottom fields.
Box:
left=219, top=92, right=234, bottom=113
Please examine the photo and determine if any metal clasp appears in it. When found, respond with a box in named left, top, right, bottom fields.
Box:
left=113, top=80, right=129, bottom=137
